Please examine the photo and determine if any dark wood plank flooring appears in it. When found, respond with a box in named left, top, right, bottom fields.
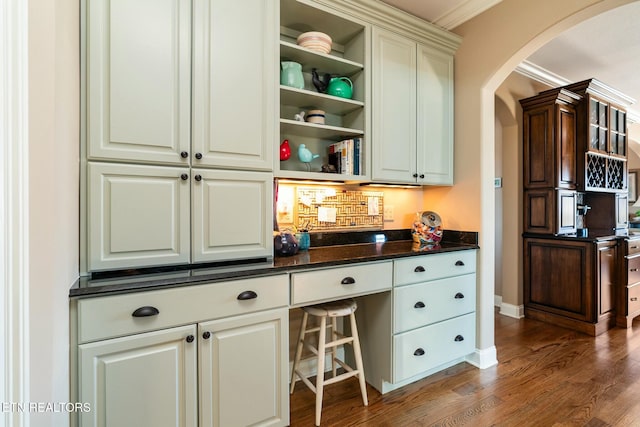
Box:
left=289, top=310, right=640, bottom=426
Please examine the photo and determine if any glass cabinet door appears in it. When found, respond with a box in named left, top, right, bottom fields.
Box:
left=610, top=106, right=627, bottom=157
left=589, top=98, right=608, bottom=154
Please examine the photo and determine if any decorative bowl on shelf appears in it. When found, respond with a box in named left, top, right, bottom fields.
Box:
left=296, top=31, right=332, bottom=54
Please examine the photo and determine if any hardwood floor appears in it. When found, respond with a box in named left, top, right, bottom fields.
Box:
left=289, top=310, right=640, bottom=426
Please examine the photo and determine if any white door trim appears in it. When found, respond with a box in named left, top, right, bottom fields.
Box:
left=1, top=0, right=30, bottom=424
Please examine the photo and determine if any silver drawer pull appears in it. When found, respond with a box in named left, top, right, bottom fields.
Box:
left=414, top=266, right=425, bottom=273
left=413, top=348, right=425, bottom=356
left=131, top=306, right=159, bottom=317
left=414, top=301, right=425, bottom=309
left=237, top=290, right=258, bottom=300
left=341, top=277, right=356, bottom=285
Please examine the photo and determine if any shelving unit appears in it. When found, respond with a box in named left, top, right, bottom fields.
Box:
left=278, top=0, right=368, bottom=181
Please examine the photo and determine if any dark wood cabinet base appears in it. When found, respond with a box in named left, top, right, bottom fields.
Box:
left=525, top=306, right=615, bottom=337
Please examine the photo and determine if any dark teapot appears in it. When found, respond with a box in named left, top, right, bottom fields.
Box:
left=274, top=232, right=299, bottom=256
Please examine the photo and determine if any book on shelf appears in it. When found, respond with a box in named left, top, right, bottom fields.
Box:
left=328, top=138, right=361, bottom=175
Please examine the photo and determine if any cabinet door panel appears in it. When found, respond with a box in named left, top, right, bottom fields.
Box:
left=87, top=0, right=191, bottom=165
left=192, top=0, right=276, bottom=170
left=88, top=162, right=190, bottom=271
left=192, top=169, right=273, bottom=262
left=417, top=43, right=454, bottom=185
left=371, top=27, right=416, bottom=183
left=79, top=325, right=197, bottom=427
left=199, top=309, right=289, bottom=427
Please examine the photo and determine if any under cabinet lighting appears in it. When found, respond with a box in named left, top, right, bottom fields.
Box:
left=359, top=183, right=422, bottom=189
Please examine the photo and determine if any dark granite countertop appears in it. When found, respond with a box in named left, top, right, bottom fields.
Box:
left=69, top=230, right=478, bottom=298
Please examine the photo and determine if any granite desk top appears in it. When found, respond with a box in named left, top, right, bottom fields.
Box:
left=70, top=230, right=478, bottom=298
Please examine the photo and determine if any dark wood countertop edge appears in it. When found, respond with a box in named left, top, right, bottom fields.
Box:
left=69, top=242, right=479, bottom=299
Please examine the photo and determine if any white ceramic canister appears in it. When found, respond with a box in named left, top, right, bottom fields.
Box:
left=305, top=109, right=325, bottom=124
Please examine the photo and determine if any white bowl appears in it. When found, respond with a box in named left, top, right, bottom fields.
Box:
left=297, top=31, right=332, bottom=54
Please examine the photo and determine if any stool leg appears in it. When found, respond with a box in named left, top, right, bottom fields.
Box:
left=315, top=315, right=327, bottom=426
left=331, top=317, right=338, bottom=378
left=290, top=311, right=308, bottom=394
left=350, top=312, right=368, bottom=406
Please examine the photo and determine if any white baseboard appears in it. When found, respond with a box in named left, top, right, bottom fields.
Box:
left=466, top=346, right=498, bottom=369
left=499, top=302, right=525, bottom=319
left=494, top=294, right=502, bottom=307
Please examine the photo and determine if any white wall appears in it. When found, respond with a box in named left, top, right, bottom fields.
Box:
left=27, top=0, right=79, bottom=425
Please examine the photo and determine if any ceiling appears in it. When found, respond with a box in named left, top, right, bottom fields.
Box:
left=381, top=0, right=640, bottom=121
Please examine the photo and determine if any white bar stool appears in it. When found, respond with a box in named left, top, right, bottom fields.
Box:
left=290, top=299, right=368, bottom=426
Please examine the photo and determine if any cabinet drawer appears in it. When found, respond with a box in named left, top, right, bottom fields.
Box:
left=628, top=254, right=640, bottom=285
left=290, top=262, right=392, bottom=306
left=394, top=274, right=476, bottom=333
left=394, top=250, right=476, bottom=286
left=628, top=284, right=640, bottom=315
left=628, top=239, right=640, bottom=256
left=77, top=274, right=288, bottom=343
left=393, top=313, right=475, bottom=382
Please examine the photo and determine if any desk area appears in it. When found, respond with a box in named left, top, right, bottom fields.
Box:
left=70, top=230, right=478, bottom=426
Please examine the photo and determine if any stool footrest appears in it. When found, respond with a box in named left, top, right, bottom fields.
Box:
left=323, top=370, right=359, bottom=386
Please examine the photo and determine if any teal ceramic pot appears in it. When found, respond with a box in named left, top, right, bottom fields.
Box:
left=327, top=77, right=353, bottom=99
left=280, top=61, right=304, bottom=89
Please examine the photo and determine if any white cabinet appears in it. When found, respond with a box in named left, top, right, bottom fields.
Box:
left=84, top=0, right=277, bottom=272
left=191, top=169, right=274, bottom=262
left=192, top=0, right=276, bottom=171
left=75, top=274, right=290, bottom=427
left=79, top=325, right=198, bottom=427
left=86, top=0, right=192, bottom=165
left=356, top=250, right=477, bottom=394
left=87, top=162, right=191, bottom=271
left=199, top=309, right=288, bottom=427
left=371, top=26, right=455, bottom=185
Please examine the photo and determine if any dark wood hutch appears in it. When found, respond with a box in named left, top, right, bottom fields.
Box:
left=520, top=79, right=639, bottom=335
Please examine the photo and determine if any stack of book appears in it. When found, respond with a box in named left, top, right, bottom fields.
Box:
left=328, top=138, right=362, bottom=175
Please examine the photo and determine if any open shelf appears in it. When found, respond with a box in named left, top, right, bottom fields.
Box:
left=280, top=86, right=364, bottom=115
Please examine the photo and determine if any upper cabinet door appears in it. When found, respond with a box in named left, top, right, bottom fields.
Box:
left=371, top=27, right=417, bottom=183
left=87, top=161, right=191, bottom=271
left=417, top=43, right=454, bottom=185
left=87, top=0, right=191, bottom=165
left=192, top=0, right=277, bottom=171
left=191, top=169, right=274, bottom=263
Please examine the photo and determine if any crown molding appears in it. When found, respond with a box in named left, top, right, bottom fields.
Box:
left=516, top=60, right=640, bottom=123
left=312, top=0, right=462, bottom=53
left=434, top=0, right=503, bottom=30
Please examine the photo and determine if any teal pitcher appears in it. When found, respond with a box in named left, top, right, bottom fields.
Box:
left=280, top=61, right=304, bottom=89
left=327, top=77, right=353, bottom=99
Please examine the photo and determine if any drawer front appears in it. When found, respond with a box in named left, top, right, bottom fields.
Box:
left=629, top=284, right=640, bottom=315
left=628, top=239, right=640, bottom=256
left=628, top=254, right=640, bottom=285
left=394, top=274, right=476, bottom=333
left=393, top=313, right=475, bottom=383
left=394, top=250, right=476, bottom=286
left=77, top=274, right=289, bottom=343
left=290, top=262, right=392, bottom=306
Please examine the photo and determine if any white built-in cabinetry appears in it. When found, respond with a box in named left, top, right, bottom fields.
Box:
left=76, top=274, right=289, bottom=427
left=84, top=0, right=277, bottom=272
left=371, top=26, right=456, bottom=185
left=357, top=250, right=477, bottom=393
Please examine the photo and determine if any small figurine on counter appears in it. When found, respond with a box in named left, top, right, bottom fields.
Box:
left=294, top=111, right=306, bottom=122
left=280, top=139, right=291, bottom=161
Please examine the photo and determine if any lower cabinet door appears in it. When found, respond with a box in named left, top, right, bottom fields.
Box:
left=79, top=325, right=198, bottom=427
left=393, top=313, right=475, bottom=383
left=198, top=308, right=289, bottom=427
